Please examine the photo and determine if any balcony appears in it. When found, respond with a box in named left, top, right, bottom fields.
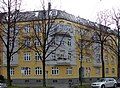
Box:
left=56, top=60, right=71, bottom=66
left=93, top=62, right=102, bottom=67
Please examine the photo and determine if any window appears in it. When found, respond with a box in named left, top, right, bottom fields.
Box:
left=60, top=53, right=64, bottom=59
left=24, top=24, right=30, bottom=33
left=95, top=54, right=101, bottom=63
left=96, top=68, right=100, bottom=75
left=10, top=27, right=19, bottom=35
left=25, top=38, right=31, bottom=47
left=24, top=53, right=30, bottom=61
left=61, top=40, right=65, bottom=45
left=10, top=28, right=14, bottom=35
left=34, top=24, right=40, bottom=32
left=60, top=50, right=65, bottom=59
left=51, top=52, right=56, bottom=60
left=105, top=58, right=109, bottom=65
left=10, top=68, right=14, bottom=75
left=52, top=67, right=59, bottom=75
left=106, top=68, right=109, bottom=74
left=112, top=68, right=115, bottom=74
left=35, top=67, right=42, bottom=75
left=21, top=67, right=30, bottom=75
left=35, top=52, right=41, bottom=61
left=68, top=38, right=71, bottom=46
left=68, top=52, right=72, bottom=59
left=96, top=59, right=101, bottom=63
left=111, top=58, right=115, bottom=65
left=85, top=67, right=91, bottom=77
left=34, top=39, right=40, bottom=46
left=66, top=67, right=72, bottom=75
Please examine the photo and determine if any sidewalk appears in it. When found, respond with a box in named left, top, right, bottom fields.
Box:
left=52, top=84, right=69, bottom=88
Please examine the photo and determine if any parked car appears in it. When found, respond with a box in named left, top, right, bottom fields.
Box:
left=91, top=78, right=117, bottom=88
left=0, top=81, right=7, bottom=88
left=117, top=78, right=120, bottom=87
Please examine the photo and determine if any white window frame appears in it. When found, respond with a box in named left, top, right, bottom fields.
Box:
left=21, top=67, right=30, bottom=75
left=34, top=39, right=40, bottom=46
left=34, top=24, right=40, bottom=32
left=52, top=67, right=59, bottom=75
left=10, top=68, right=14, bottom=76
left=35, top=67, right=42, bottom=75
left=24, top=53, right=30, bottom=61
left=68, top=38, right=71, bottom=46
left=35, top=52, right=41, bottom=61
left=66, top=67, right=72, bottom=75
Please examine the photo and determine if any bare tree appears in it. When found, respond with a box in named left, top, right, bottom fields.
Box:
left=28, top=2, right=67, bottom=87
left=97, top=9, right=120, bottom=78
left=110, top=9, right=120, bottom=78
left=0, top=0, right=24, bottom=86
left=92, top=10, right=114, bottom=78
left=75, top=28, right=92, bottom=86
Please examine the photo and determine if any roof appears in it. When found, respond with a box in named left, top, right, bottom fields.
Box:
left=0, top=9, right=116, bottom=35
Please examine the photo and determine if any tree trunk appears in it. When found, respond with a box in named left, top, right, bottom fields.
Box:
left=7, top=57, right=11, bottom=86
left=42, top=59, right=46, bottom=87
left=101, top=42, right=105, bottom=78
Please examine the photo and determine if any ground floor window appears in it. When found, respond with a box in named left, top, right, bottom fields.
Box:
left=96, top=68, right=100, bottom=75
left=51, top=67, right=59, bottom=75
left=10, top=68, right=14, bottom=76
left=66, top=67, right=72, bottom=75
left=112, top=68, right=115, bottom=74
left=106, top=68, right=109, bottom=74
left=35, top=67, right=42, bottom=75
left=21, top=67, right=30, bottom=75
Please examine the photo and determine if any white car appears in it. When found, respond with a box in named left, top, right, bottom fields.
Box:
left=0, top=82, right=7, bottom=88
left=91, top=78, right=117, bottom=88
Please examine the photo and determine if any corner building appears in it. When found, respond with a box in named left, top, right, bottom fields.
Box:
left=0, top=10, right=117, bottom=85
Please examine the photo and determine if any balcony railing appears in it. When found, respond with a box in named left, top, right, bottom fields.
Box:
left=56, top=60, right=71, bottom=65
left=93, top=61, right=102, bottom=67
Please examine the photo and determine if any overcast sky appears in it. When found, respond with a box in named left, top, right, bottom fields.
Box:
left=22, top=0, right=120, bottom=22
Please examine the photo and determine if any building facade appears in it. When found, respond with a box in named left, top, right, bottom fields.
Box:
left=0, top=10, right=117, bottom=85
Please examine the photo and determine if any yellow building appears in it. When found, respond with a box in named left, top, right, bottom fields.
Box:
left=0, top=10, right=117, bottom=85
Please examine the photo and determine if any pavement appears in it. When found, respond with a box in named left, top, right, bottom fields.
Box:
left=16, top=83, right=71, bottom=88
left=52, top=84, right=70, bottom=88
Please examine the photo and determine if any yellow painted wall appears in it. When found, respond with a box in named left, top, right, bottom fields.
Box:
left=0, top=19, right=118, bottom=80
